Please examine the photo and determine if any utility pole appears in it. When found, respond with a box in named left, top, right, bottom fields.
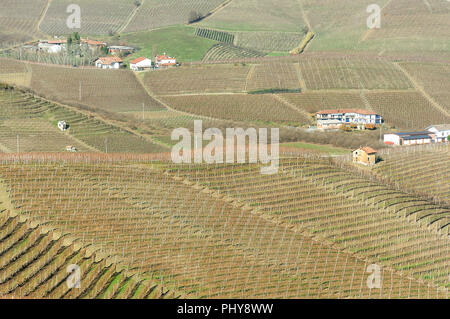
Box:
left=142, top=102, right=145, bottom=121
left=105, top=138, right=108, bottom=153
left=17, top=135, right=19, bottom=153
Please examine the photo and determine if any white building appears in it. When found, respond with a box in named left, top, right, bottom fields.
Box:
left=426, top=124, right=450, bottom=143
left=130, top=57, right=152, bottom=71
left=154, top=54, right=177, bottom=67
left=316, top=109, right=382, bottom=129
left=383, top=131, right=435, bottom=146
left=58, top=121, right=68, bottom=131
left=95, top=57, right=123, bottom=69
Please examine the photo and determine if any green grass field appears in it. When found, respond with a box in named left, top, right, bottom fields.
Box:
left=119, top=25, right=218, bottom=63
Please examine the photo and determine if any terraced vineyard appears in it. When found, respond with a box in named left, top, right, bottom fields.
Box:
left=39, top=0, right=135, bottom=35
left=0, top=87, right=167, bottom=153
left=168, top=158, right=450, bottom=289
left=0, top=154, right=447, bottom=298
left=373, top=144, right=450, bottom=206
left=195, top=28, right=234, bottom=44
left=202, top=43, right=264, bottom=62
left=0, top=201, right=179, bottom=298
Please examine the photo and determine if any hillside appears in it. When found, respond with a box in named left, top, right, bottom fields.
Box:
left=0, top=153, right=447, bottom=298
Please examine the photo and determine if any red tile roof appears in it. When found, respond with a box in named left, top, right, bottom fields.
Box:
left=362, top=146, right=377, bottom=154
left=81, top=39, right=105, bottom=46
left=316, top=109, right=377, bottom=115
left=130, top=57, right=149, bottom=64
left=96, top=57, right=123, bottom=64
left=47, top=40, right=66, bottom=44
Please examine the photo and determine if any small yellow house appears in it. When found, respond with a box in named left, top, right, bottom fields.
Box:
left=353, top=147, right=377, bottom=166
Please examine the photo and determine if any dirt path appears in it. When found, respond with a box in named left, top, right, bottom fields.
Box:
left=197, top=0, right=233, bottom=23
left=394, top=62, right=450, bottom=118
left=294, top=63, right=307, bottom=91
left=36, top=0, right=52, bottom=36
left=133, top=72, right=224, bottom=124
left=117, top=0, right=146, bottom=34
left=273, top=94, right=312, bottom=124
left=244, top=64, right=256, bottom=91
left=298, top=0, right=313, bottom=32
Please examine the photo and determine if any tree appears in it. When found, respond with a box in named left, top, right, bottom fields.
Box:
left=188, top=11, right=202, bottom=23
left=73, top=32, right=80, bottom=42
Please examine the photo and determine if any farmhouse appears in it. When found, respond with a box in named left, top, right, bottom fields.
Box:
left=353, top=147, right=377, bottom=166
left=383, top=131, right=435, bottom=146
left=154, top=54, right=177, bottom=67
left=316, top=109, right=382, bottom=129
left=38, top=40, right=66, bottom=53
left=426, top=124, right=450, bottom=143
left=95, top=57, right=123, bottom=69
left=81, top=39, right=106, bottom=50
left=108, top=45, right=135, bottom=55
left=58, top=121, right=68, bottom=131
left=130, top=57, right=152, bottom=71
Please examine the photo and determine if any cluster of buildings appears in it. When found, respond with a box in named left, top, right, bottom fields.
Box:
left=316, top=109, right=383, bottom=130
left=383, top=125, right=450, bottom=146
left=27, top=39, right=177, bottom=71
left=33, top=38, right=106, bottom=54
left=94, top=54, right=177, bottom=70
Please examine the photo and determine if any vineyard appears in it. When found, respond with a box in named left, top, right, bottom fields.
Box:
left=399, top=62, right=450, bottom=113
left=29, top=63, right=165, bottom=113
left=0, top=0, right=47, bottom=47
left=160, top=94, right=310, bottom=125
left=0, top=87, right=167, bottom=154
left=142, top=64, right=250, bottom=95
left=0, top=196, right=178, bottom=298
left=123, top=0, right=226, bottom=33
left=373, top=144, right=450, bottom=206
left=296, top=57, right=413, bottom=90
left=198, top=0, right=305, bottom=32
left=195, top=28, right=234, bottom=44
left=234, top=32, right=306, bottom=53
left=0, top=154, right=447, bottom=298
left=246, top=63, right=301, bottom=91
left=201, top=43, right=264, bottom=62
left=365, top=91, right=450, bottom=129
left=39, top=0, right=135, bottom=35
left=280, top=92, right=367, bottom=114
left=365, top=0, right=450, bottom=39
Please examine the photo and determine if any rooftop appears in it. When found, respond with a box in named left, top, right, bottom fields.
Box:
left=130, top=57, right=150, bottom=64
left=316, top=109, right=378, bottom=115
left=426, top=124, right=450, bottom=131
left=96, top=56, right=123, bottom=64
left=361, top=146, right=377, bottom=154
